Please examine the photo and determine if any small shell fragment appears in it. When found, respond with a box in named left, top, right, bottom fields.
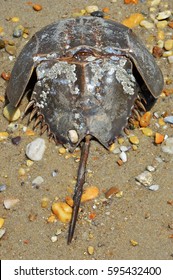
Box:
left=3, top=104, right=21, bottom=121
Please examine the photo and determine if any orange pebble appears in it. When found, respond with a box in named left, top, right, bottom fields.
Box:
left=65, top=196, right=74, bottom=207
left=102, top=7, right=109, bottom=13
left=122, top=13, right=144, bottom=28
left=52, top=202, right=72, bottom=223
left=81, top=186, right=99, bottom=202
left=140, top=112, right=152, bottom=127
left=155, top=132, right=164, bottom=144
left=89, top=212, right=96, bottom=219
left=124, top=0, right=138, bottom=3
left=33, top=4, right=42, bottom=11
left=1, top=71, right=11, bottom=81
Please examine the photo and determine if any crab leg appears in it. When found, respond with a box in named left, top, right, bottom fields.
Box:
left=68, top=135, right=91, bottom=244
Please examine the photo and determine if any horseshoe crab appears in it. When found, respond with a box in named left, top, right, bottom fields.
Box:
left=6, top=16, right=164, bottom=243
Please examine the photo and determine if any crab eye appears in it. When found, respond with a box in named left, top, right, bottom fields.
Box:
left=74, top=48, right=94, bottom=61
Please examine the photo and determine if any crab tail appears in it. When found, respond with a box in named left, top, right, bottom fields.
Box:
left=67, top=135, right=91, bottom=244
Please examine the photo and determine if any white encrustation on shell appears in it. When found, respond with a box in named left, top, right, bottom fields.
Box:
left=26, top=138, right=46, bottom=161
left=135, top=171, right=153, bottom=187
left=68, top=129, right=79, bottom=144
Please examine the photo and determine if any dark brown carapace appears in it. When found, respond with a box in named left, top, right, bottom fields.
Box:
left=6, top=17, right=164, bottom=243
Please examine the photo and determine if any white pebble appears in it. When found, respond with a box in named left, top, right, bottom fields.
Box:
left=140, top=20, right=155, bottom=29
left=32, top=176, right=44, bottom=187
left=51, top=235, right=58, bottom=242
left=112, top=147, right=121, bottom=154
left=156, top=10, right=171, bottom=20
left=162, top=137, right=173, bottom=154
left=119, top=151, right=127, bottom=162
left=26, top=138, right=46, bottom=161
left=164, top=116, right=173, bottom=124
left=135, top=171, right=153, bottom=187
left=85, top=5, right=98, bottom=13
left=120, top=145, right=129, bottom=152
left=3, top=198, right=19, bottom=209
left=149, top=184, right=160, bottom=191
left=146, top=165, right=155, bottom=172
left=168, top=56, right=173, bottom=64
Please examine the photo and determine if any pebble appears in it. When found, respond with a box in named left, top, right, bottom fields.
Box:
left=85, top=5, right=99, bottom=14
left=90, top=11, right=104, bottom=18
left=149, top=184, right=160, bottom=191
left=5, top=44, right=17, bottom=56
left=3, top=198, right=19, bottom=209
left=33, top=4, right=42, bottom=11
left=0, top=228, right=6, bottom=239
left=156, top=21, right=168, bottom=29
left=120, top=145, right=129, bottom=152
left=164, top=40, right=173, bottom=51
left=81, top=186, right=99, bottom=202
left=51, top=169, right=58, bottom=177
left=0, top=132, right=9, bottom=141
left=11, top=17, right=20, bottom=22
left=1, top=71, right=11, bottom=81
left=152, top=46, right=163, bottom=58
left=163, top=50, right=173, bottom=57
left=164, top=116, right=173, bottom=124
left=156, top=10, right=172, bottom=20
left=168, top=56, right=173, bottom=64
left=18, top=167, right=26, bottom=176
left=140, top=127, right=153, bottom=136
left=122, top=13, right=144, bottom=28
left=3, top=104, right=21, bottom=121
left=162, top=137, right=173, bottom=154
left=87, top=246, right=94, bottom=255
left=51, top=235, right=58, bottom=243
left=11, top=136, right=21, bottom=145
left=119, top=151, right=127, bottom=162
left=26, top=138, right=46, bottom=161
left=146, top=165, right=155, bottom=172
left=13, top=25, right=24, bottom=38
left=26, top=159, right=34, bottom=167
left=0, top=218, right=5, bottom=229
left=129, top=135, right=139, bottom=145
left=41, top=197, right=49, bottom=208
left=140, top=20, right=155, bottom=29
left=32, top=176, right=44, bottom=187
left=58, top=147, right=66, bottom=154
left=68, top=129, right=78, bottom=144
left=52, top=202, right=72, bottom=223
left=105, top=187, right=120, bottom=198
left=140, top=112, right=152, bottom=127
left=0, top=184, right=7, bottom=192
left=135, top=171, right=153, bottom=186
left=155, top=132, right=164, bottom=144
